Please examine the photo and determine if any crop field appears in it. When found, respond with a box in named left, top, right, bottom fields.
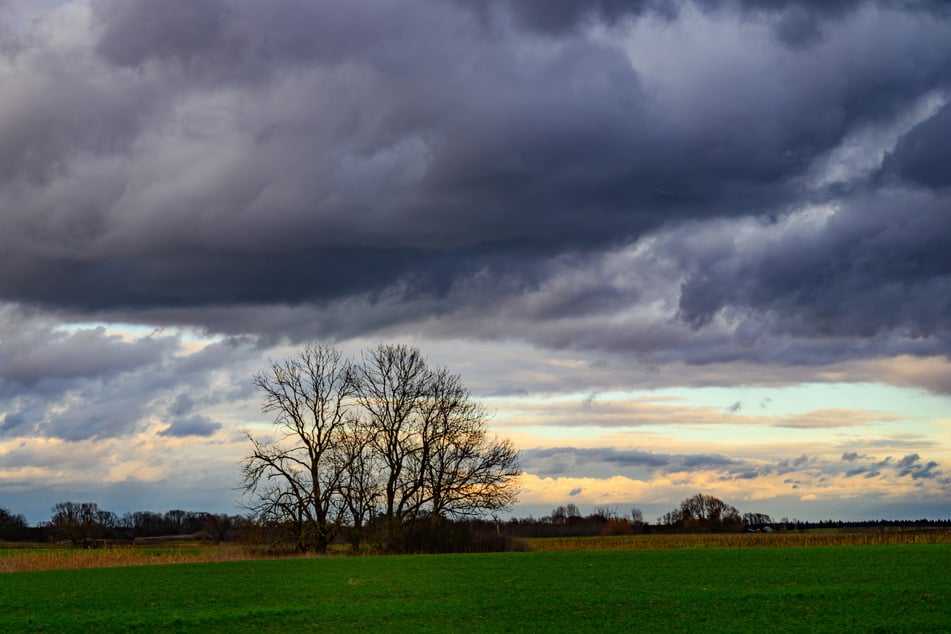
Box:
left=1, top=543, right=949, bottom=633
left=525, top=528, right=951, bottom=551
left=0, top=543, right=268, bottom=574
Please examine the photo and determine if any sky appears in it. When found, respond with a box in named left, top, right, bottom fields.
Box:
left=1, top=0, right=950, bottom=525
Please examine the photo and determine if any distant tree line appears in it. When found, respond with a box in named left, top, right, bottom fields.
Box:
left=0, top=502, right=248, bottom=547
left=0, top=506, right=38, bottom=542
left=493, top=494, right=951, bottom=539
left=2, top=493, right=951, bottom=548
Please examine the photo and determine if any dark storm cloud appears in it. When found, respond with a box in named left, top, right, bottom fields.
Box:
left=455, top=0, right=678, bottom=34
left=0, top=0, right=949, bottom=366
left=2, top=0, right=659, bottom=311
left=93, top=0, right=236, bottom=70
left=676, top=188, right=951, bottom=343
left=881, top=101, right=951, bottom=189
left=455, top=0, right=928, bottom=36
left=92, top=0, right=438, bottom=76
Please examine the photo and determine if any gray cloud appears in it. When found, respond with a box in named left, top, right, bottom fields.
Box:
left=0, top=309, right=175, bottom=392
left=893, top=452, right=942, bottom=480
left=836, top=451, right=946, bottom=483
left=881, top=101, right=951, bottom=189
left=774, top=454, right=812, bottom=474
left=897, top=453, right=921, bottom=470
left=455, top=0, right=678, bottom=34
left=159, top=415, right=223, bottom=438
left=522, top=444, right=950, bottom=494
left=0, top=312, right=262, bottom=441
left=454, top=0, right=948, bottom=38
left=167, top=393, right=196, bottom=418
left=675, top=188, right=951, bottom=347
left=0, top=411, right=28, bottom=435
left=522, top=446, right=741, bottom=478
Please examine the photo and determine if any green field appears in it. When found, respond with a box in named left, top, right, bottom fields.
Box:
left=1, top=545, right=949, bottom=632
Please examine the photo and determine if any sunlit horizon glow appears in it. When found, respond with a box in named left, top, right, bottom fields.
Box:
left=1, top=323, right=949, bottom=524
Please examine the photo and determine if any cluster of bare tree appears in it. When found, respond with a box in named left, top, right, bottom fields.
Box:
left=241, top=344, right=521, bottom=553
left=506, top=496, right=767, bottom=538
left=657, top=493, right=744, bottom=533
left=503, top=504, right=646, bottom=539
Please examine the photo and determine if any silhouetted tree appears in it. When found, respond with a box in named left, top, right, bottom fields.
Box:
left=742, top=512, right=773, bottom=530
left=242, top=345, right=358, bottom=552
left=630, top=507, right=644, bottom=525
left=244, top=343, right=520, bottom=553
left=0, top=506, right=29, bottom=541
left=48, top=502, right=112, bottom=547
left=594, top=505, right=619, bottom=520
left=666, top=493, right=743, bottom=533
left=356, top=344, right=520, bottom=550
left=548, top=503, right=582, bottom=524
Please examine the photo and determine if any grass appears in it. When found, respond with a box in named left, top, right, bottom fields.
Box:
left=0, top=544, right=949, bottom=632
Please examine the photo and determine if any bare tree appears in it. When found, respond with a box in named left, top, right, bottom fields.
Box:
left=742, top=512, right=774, bottom=530
left=356, top=343, right=430, bottom=528
left=414, top=368, right=520, bottom=520
left=244, top=343, right=521, bottom=552
left=549, top=503, right=582, bottom=524
left=670, top=493, right=743, bottom=533
left=242, top=345, right=357, bottom=552
left=630, top=507, right=645, bottom=525
left=356, top=346, right=520, bottom=530
left=336, top=423, right=380, bottom=549
left=594, top=504, right=619, bottom=520
left=48, top=502, right=113, bottom=547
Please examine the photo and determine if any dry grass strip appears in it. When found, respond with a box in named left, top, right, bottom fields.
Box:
left=0, top=544, right=277, bottom=573
left=526, top=529, right=951, bottom=552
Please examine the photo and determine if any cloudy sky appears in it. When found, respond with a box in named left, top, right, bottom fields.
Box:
left=2, top=0, right=950, bottom=524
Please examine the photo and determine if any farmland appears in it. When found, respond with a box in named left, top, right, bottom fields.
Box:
left=526, top=527, right=951, bottom=551
left=1, top=540, right=949, bottom=632
left=0, top=542, right=264, bottom=574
